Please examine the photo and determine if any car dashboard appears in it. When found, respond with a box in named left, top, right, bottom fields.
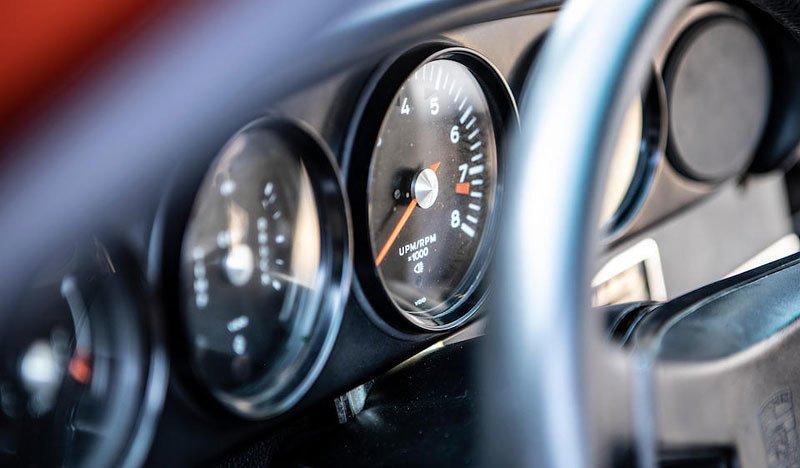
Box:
left=1, top=1, right=800, bottom=466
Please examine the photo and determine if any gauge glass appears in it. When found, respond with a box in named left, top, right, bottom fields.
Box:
left=600, top=95, right=644, bottom=227
left=181, top=124, right=326, bottom=409
left=367, top=57, right=499, bottom=326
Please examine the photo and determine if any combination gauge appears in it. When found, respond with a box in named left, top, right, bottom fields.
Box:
left=179, top=118, right=349, bottom=418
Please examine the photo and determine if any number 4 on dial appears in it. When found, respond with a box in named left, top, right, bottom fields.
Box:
left=400, top=97, right=411, bottom=115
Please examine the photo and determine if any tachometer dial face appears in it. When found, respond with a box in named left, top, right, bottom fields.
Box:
left=367, top=56, right=500, bottom=328
left=179, top=120, right=344, bottom=417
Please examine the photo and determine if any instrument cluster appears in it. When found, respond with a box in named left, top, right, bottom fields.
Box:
left=164, top=45, right=517, bottom=420
left=2, top=2, right=798, bottom=465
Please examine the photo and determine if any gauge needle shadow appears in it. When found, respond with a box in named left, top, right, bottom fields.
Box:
left=375, top=162, right=440, bottom=266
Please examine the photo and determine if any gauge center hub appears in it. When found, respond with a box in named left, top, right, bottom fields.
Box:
left=223, top=243, right=254, bottom=286
left=413, top=168, right=439, bottom=209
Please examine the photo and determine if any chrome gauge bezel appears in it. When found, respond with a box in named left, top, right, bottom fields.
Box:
left=152, top=116, right=350, bottom=420
left=345, top=44, right=517, bottom=332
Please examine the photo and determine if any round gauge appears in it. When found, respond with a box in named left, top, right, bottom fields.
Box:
left=597, top=69, right=666, bottom=235
left=600, top=95, right=643, bottom=227
left=351, top=48, right=514, bottom=330
left=0, top=241, right=163, bottom=468
left=664, top=16, right=770, bottom=182
left=179, top=119, right=348, bottom=418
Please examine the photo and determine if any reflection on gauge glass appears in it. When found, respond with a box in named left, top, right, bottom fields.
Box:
left=599, top=95, right=644, bottom=227
left=367, top=54, right=504, bottom=329
left=181, top=120, right=342, bottom=417
left=0, top=241, right=156, bottom=468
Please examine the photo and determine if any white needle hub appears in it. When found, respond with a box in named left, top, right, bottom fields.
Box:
left=224, top=243, right=255, bottom=286
left=413, top=168, right=439, bottom=209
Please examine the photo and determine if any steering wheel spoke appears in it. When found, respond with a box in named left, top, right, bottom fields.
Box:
left=619, top=254, right=800, bottom=464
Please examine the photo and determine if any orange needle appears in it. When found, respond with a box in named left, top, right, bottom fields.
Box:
left=68, top=351, right=92, bottom=384
left=375, top=201, right=416, bottom=266
left=375, top=162, right=440, bottom=266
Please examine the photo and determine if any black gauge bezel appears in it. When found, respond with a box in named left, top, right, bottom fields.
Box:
left=92, top=242, right=168, bottom=468
left=344, top=44, right=517, bottom=333
left=150, top=116, right=351, bottom=420
left=603, top=67, right=667, bottom=238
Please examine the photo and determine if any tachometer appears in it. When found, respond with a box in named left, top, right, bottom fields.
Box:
left=349, top=47, right=515, bottom=330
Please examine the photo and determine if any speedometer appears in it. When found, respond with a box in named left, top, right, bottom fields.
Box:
left=349, top=47, right=515, bottom=330
left=176, top=118, right=349, bottom=418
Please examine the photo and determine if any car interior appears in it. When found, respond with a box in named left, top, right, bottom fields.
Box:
left=3, top=0, right=800, bottom=466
